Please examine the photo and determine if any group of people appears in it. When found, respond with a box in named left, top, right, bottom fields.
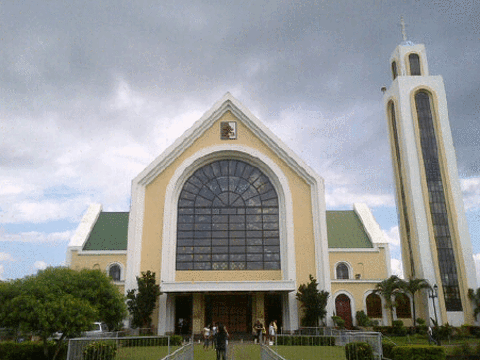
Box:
left=203, top=322, right=229, bottom=360
left=253, top=319, right=277, bottom=344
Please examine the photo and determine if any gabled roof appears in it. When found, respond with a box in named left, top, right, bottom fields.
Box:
left=326, top=210, right=373, bottom=248
left=82, top=212, right=129, bottom=251
left=77, top=209, right=374, bottom=251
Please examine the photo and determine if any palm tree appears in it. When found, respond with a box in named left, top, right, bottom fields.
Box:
left=399, top=277, right=430, bottom=328
left=374, top=275, right=401, bottom=325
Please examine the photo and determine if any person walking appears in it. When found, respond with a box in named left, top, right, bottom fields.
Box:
left=215, top=323, right=229, bottom=360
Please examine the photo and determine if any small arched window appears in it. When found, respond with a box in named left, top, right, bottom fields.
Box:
left=391, top=61, right=398, bottom=80
left=336, top=263, right=349, bottom=279
left=109, top=264, right=121, bottom=282
left=366, top=293, right=382, bottom=318
left=409, top=54, right=421, bottom=76
left=395, top=293, right=411, bottom=318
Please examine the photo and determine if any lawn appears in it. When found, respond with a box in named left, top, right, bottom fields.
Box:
left=116, top=345, right=180, bottom=359
left=273, top=345, right=346, bottom=360
left=193, top=343, right=261, bottom=360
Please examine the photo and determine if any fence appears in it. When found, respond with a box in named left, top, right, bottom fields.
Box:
left=273, top=331, right=383, bottom=360
left=67, top=335, right=183, bottom=360
left=261, top=344, right=288, bottom=360
left=160, top=342, right=193, bottom=360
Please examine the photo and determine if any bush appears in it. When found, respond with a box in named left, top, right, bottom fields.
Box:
left=345, top=342, right=374, bottom=360
left=382, top=341, right=396, bottom=359
left=356, top=311, right=371, bottom=327
left=275, top=335, right=334, bottom=346
left=83, top=341, right=117, bottom=360
left=435, top=323, right=453, bottom=340
left=332, top=315, right=345, bottom=329
left=0, top=341, right=67, bottom=360
left=392, top=345, right=446, bottom=360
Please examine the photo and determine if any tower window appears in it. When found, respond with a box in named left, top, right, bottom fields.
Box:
left=391, top=61, right=398, bottom=80
left=336, top=263, right=349, bottom=279
left=108, top=264, right=121, bottom=282
left=176, top=159, right=280, bottom=271
left=415, top=91, right=462, bottom=311
left=409, top=54, right=421, bottom=76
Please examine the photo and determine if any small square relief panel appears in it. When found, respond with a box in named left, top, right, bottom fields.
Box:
left=220, top=121, right=237, bottom=140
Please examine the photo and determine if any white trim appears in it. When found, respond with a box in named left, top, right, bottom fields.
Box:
left=353, top=203, right=388, bottom=244
left=329, top=248, right=380, bottom=253
left=66, top=204, right=102, bottom=265
left=331, top=280, right=383, bottom=284
left=333, top=290, right=356, bottom=327
left=77, top=251, right=127, bottom=256
left=334, top=261, right=352, bottom=280
left=106, top=262, right=125, bottom=282
left=160, top=280, right=296, bottom=293
left=363, top=290, right=388, bottom=325
left=160, top=146, right=296, bottom=284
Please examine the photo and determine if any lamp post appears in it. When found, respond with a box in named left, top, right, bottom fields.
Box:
left=429, top=284, right=439, bottom=326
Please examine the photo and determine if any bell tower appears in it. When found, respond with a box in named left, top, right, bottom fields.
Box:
left=383, top=26, right=476, bottom=325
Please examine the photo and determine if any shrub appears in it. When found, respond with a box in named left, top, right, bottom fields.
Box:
left=392, top=345, right=446, bottom=360
left=332, top=315, right=345, bottom=328
left=0, top=341, right=67, bottom=360
left=275, top=335, right=334, bottom=346
left=382, top=341, right=396, bottom=359
left=345, top=342, right=374, bottom=360
left=83, top=341, right=117, bottom=360
left=435, top=323, right=453, bottom=340
left=356, top=310, right=371, bottom=327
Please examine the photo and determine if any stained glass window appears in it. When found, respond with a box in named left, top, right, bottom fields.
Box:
left=176, top=160, right=280, bottom=270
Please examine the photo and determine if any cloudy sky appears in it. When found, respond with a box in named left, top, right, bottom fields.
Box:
left=1, top=0, right=479, bottom=283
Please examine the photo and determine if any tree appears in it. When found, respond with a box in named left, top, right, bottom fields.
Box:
left=296, top=275, right=329, bottom=327
left=399, top=277, right=430, bottom=328
left=0, top=267, right=127, bottom=360
left=126, top=271, right=161, bottom=330
left=374, top=275, right=402, bottom=324
left=468, top=288, right=480, bottom=321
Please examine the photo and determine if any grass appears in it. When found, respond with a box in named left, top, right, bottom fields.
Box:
left=194, top=343, right=261, bottom=359
left=273, top=345, right=346, bottom=360
left=116, top=345, right=180, bottom=359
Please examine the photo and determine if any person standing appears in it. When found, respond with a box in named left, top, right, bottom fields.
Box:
left=203, top=324, right=210, bottom=349
left=215, top=323, right=229, bottom=360
left=211, top=322, right=217, bottom=349
left=254, top=320, right=263, bottom=344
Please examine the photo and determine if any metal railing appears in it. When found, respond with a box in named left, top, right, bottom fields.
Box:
left=160, top=342, right=193, bottom=360
left=67, top=335, right=179, bottom=360
left=261, top=344, right=288, bottom=360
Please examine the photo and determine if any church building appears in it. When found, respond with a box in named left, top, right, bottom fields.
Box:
left=67, top=38, right=476, bottom=334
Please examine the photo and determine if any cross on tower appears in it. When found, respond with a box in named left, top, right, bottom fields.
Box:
left=400, top=16, right=407, bottom=42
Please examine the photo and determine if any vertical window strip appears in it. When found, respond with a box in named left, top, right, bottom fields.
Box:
left=409, top=54, right=421, bottom=76
left=415, top=91, right=462, bottom=311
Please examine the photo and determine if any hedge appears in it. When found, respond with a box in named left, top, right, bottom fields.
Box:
left=392, top=345, right=446, bottom=360
left=121, top=335, right=182, bottom=347
left=382, top=341, right=396, bottom=359
left=275, top=335, right=335, bottom=346
left=345, top=342, right=374, bottom=360
left=0, top=341, right=67, bottom=360
left=83, top=341, right=117, bottom=360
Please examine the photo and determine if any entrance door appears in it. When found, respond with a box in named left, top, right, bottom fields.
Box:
left=335, top=294, right=353, bottom=329
left=175, top=295, right=192, bottom=335
left=265, top=293, right=283, bottom=331
left=206, top=295, right=251, bottom=333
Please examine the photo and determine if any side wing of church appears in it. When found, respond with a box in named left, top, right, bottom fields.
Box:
left=67, top=93, right=392, bottom=334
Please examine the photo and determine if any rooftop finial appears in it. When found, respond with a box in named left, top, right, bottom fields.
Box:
left=400, top=16, right=407, bottom=42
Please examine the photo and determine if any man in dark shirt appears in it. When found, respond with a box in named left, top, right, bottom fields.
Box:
left=215, top=323, right=229, bottom=360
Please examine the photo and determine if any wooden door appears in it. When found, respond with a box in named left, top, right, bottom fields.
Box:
left=335, top=294, right=353, bottom=329
left=210, top=295, right=249, bottom=333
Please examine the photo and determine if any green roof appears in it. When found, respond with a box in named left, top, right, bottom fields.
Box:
left=83, top=212, right=129, bottom=251
left=326, top=211, right=373, bottom=248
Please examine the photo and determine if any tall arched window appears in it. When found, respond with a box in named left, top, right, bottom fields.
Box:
left=109, top=264, right=121, bottom=282
left=176, top=159, right=280, bottom=271
left=395, top=293, right=411, bottom=318
left=336, top=263, right=349, bottom=279
left=409, top=53, right=421, bottom=76
left=391, top=61, right=398, bottom=80
left=415, top=91, right=462, bottom=311
left=366, top=293, right=382, bottom=318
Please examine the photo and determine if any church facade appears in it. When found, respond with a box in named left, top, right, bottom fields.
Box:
left=67, top=93, right=393, bottom=335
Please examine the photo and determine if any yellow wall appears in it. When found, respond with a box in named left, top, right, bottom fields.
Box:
left=68, top=250, right=126, bottom=293
left=141, top=111, right=318, bottom=287
left=329, top=248, right=389, bottom=280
